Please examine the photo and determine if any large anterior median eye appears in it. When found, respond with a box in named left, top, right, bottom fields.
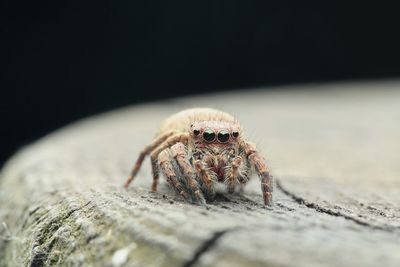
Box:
left=217, top=130, right=230, bottom=143
left=203, top=129, right=216, bottom=142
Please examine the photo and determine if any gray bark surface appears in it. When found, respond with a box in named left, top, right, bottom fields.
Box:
left=1, top=81, right=399, bottom=267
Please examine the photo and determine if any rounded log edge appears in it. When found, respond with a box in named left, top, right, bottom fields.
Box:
left=1, top=81, right=400, bottom=267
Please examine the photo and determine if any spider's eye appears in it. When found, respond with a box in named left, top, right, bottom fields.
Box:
left=203, top=129, right=216, bottom=142
left=232, top=131, right=239, bottom=138
left=193, top=129, right=200, bottom=136
left=217, top=130, right=230, bottom=143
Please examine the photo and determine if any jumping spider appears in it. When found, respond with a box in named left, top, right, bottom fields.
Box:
left=124, top=108, right=273, bottom=206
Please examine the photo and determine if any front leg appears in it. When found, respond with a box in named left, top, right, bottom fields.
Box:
left=241, top=141, right=273, bottom=206
left=194, top=160, right=216, bottom=199
left=149, top=133, right=189, bottom=192
left=171, top=143, right=206, bottom=205
left=224, top=156, right=242, bottom=193
left=158, top=149, right=189, bottom=200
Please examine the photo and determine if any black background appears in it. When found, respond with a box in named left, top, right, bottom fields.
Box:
left=1, top=1, right=400, bottom=166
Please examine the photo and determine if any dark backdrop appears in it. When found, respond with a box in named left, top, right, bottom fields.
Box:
left=1, top=1, right=399, bottom=166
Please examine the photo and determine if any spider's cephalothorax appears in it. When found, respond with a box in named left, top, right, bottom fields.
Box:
left=124, top=108, right=273, bottom=206
left=189, top=121, right=247, bottom=195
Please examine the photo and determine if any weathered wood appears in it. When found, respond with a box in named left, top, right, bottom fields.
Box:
left=1, top=81, right=400, bottom=267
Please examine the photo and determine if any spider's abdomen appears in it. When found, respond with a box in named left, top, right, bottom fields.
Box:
left=157, top=108, right=236, bottom=136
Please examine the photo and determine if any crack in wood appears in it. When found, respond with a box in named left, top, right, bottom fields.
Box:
left=182, top=229, right=231, bottom=267
left=275, top=179, right=396, bottom=233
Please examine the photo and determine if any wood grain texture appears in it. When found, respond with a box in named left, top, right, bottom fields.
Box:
left=1, top=81, right=400, bottom=267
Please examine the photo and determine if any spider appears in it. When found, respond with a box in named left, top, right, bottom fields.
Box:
left=124, top=108, right=273, bottom=206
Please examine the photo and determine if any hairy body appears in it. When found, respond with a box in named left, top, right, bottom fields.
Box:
left=124, top=108, right=273, bottom=206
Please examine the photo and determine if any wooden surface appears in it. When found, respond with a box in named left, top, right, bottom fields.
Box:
left=1, top=81, right=400, bottom=267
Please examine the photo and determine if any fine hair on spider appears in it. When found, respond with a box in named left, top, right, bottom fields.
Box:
left=124, top=108, right=273, bottom=206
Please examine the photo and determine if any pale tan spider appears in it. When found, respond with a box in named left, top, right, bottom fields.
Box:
left=124, top=108, right=273, bottom=206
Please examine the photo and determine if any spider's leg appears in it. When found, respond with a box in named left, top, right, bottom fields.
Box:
left=149, top=133, right=190, bottom=191
left=194, top=160, right=215, bottom=199
left=150, top=157, right=160, bottom=192
left=124, top=131, right=175, bottom=188
left=171, top=143, right=206, bottom=205
left=158, top=149, right=189, bottom=200
left=224, top=156, right=242, bottom=193
left=237, top=161, right=251, bottom=194
left=240, top=141, right=273, bottom=206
